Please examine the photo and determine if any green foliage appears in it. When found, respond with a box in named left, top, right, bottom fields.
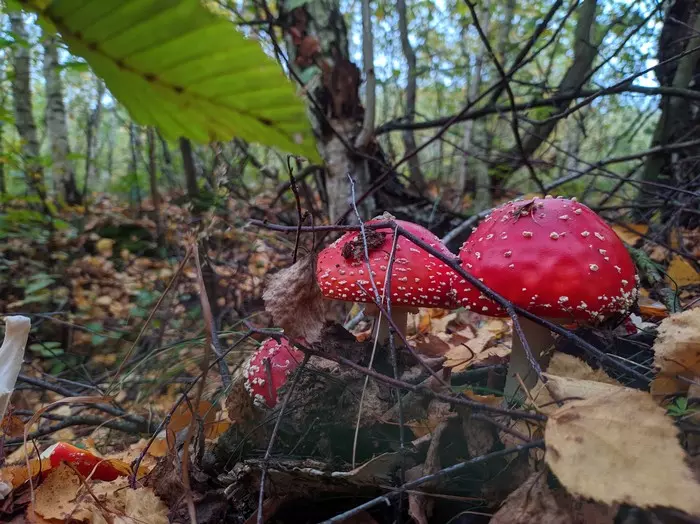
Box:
left=667, top=397, right=698, bottom=418
left=17, top=0, right=320, bottom=161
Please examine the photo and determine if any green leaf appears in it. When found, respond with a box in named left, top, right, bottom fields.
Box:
left=20, top=0, right=319, bottom=161
left=286, top=0, right=310, bottom=9
left=59, top=60, right=90, bottom=73
left=25, top=276, right=55, bottom=295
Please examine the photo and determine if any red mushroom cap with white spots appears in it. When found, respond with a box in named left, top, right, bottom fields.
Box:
left=454, top=196, right=639, bottom=322
left=244, top=337, right=304, bottom=408
left=316, top=219, right=459, bottom=309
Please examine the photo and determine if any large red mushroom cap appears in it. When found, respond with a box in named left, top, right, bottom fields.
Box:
left=244, top=337, right=304, bottom=408
left=316, top=218, right=459, bottom=309
left=454, top=196, right=639, bottom=323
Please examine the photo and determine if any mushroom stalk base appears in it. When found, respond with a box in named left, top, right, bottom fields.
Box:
left=503, top=316, right=556, bottom=402
left=374, top=308, right=409, bottom=345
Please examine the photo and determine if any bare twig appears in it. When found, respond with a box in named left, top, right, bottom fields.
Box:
left=322, top=440, right=545, bottom=522
left=256, top=354, right=309, bottom=524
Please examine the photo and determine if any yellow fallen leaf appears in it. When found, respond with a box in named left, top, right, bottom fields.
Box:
left=666, top=255, right=700, bottom=287
left=95, top=238, right=114, bottom=257
left=612, top=223, right=648, bottom=246
left=32, top=463, right=81, bottom=521
left=651, top=308, right=700, bottom=399
left=545, top=389, right=700, bottom=516
left=443, top=323, right=510, bottom=372
left=532, top=374, right=629, bottom=415
left=545, top=353, right=618, bottom=385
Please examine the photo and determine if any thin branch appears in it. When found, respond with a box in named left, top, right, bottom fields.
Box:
left=322, top=440, right=545, bottom=522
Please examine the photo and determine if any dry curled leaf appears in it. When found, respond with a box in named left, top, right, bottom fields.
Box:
left=262, top=255, right=326, bottom=344
left=490, top=472, right=617, bottom=524
left=545, top=389, right=700, bottom=516
left=651, top=308, right=700, bottom=399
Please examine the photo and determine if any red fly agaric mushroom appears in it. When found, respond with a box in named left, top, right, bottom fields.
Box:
left=244, top=337, right=304, bottom=408
left=316, top=215, right=460, bottom=340
left=454, top=196, right=639, bottom=399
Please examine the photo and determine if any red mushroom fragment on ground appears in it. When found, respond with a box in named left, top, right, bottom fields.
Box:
left=453, top=196, right=639, bottom=399
left=40, top=442, right=129, bottom=481
left=316, top=215, right=460, bottom=340
left=244, top=337, right=305, bottom=408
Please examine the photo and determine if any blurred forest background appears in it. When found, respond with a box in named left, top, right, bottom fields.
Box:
left=0, top=0, right=699, bottom=522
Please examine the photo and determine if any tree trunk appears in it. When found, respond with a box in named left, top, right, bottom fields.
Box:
left=397, top=0, right=426, bottom=190
left=10, top=13, right=49, bottom=211
left=147, top=127, right=164, bottom=248
left=457, top=3, right=491, bottom=203
left=179, top=137, right=199, bottom=199
left=83, top=78, right=105, bottom=197
left=493, top=0, right=601, bottom=193
left=158, top=132, right=177, bottom=188
left=128, top=122, right=142, bottom=209
left=43, top=35, right=80, bottom=205
left=279, top=0, right=397, bottom=223
left=637, top=0, right=700, bottom=227
left=0, top=117, right=5, bottom=200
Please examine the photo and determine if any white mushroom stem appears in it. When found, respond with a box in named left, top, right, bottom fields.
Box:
left=503, top=316, right=557, bottom=401
left=0, top=316, right=31, bottom=421
left=376, top=307, right=409, bottom=344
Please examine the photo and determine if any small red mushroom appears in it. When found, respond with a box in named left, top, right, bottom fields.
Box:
left=244, top=337, right=304, bottom=408
left=453, top=196, right=639, bottom=398
left=41, top=442, right=128, bottom=481
left=316, top=216, right=460, bottom=339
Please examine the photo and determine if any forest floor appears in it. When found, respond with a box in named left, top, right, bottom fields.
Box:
left=0, top=192, right=699, bottom=523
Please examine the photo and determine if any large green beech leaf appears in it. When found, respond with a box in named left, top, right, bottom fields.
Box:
left=18, top=0, right=319, bottom=160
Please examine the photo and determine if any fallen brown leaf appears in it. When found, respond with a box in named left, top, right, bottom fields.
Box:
left=545, top=389, right=700, bottom=516
left=545, top=353, right=618, bottom=385
left=32, top=464, right=81, bottom=521
left=262, top=254, right=326, bottom=344
left=666, top=255, right=700, bottom=287
left=490, top=472, right=617, bottom=524
left=651, top=308, right=700, bottom=399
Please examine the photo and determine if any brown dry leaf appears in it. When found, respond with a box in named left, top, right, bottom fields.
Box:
left=1, top=412, right=26, bottom=438
left=407, top=420, right=449, bottom=524
left=612, top=223, right=648, bottom=246
left=2, top=458, right=52, bottom=489
left=651, top=308, right=700, bottom=398
left=166, top=399, right=219, bottom=442
left=32, top=463, right=81, bottom=521
left=444, top=319, right=511, bottom=372
left=225, top=378, right=257, bottom=425
left=405, top=399, right=453, bottom=438
left=71, top=478, right=168, bottom=524
left=262, top=254, right=326, bottom=344
left=666, top=255, right=700, bottom=287
left=531, top=374, right=630, bottom=415
left=545, top=353, right=618, bottom=385
left=120, top=487, right=169, bottom=524
left=545, top=389, right=700, bottom=516
left=490, top=472, right=617, bottom=524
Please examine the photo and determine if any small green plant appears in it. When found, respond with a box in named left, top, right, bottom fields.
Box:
left=667, top=397, right=697, bottom=418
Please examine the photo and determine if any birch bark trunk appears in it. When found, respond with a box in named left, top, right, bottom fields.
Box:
left=43, top=35, right=81, bottom=205
left=10, top=13, right=49, bottom=210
